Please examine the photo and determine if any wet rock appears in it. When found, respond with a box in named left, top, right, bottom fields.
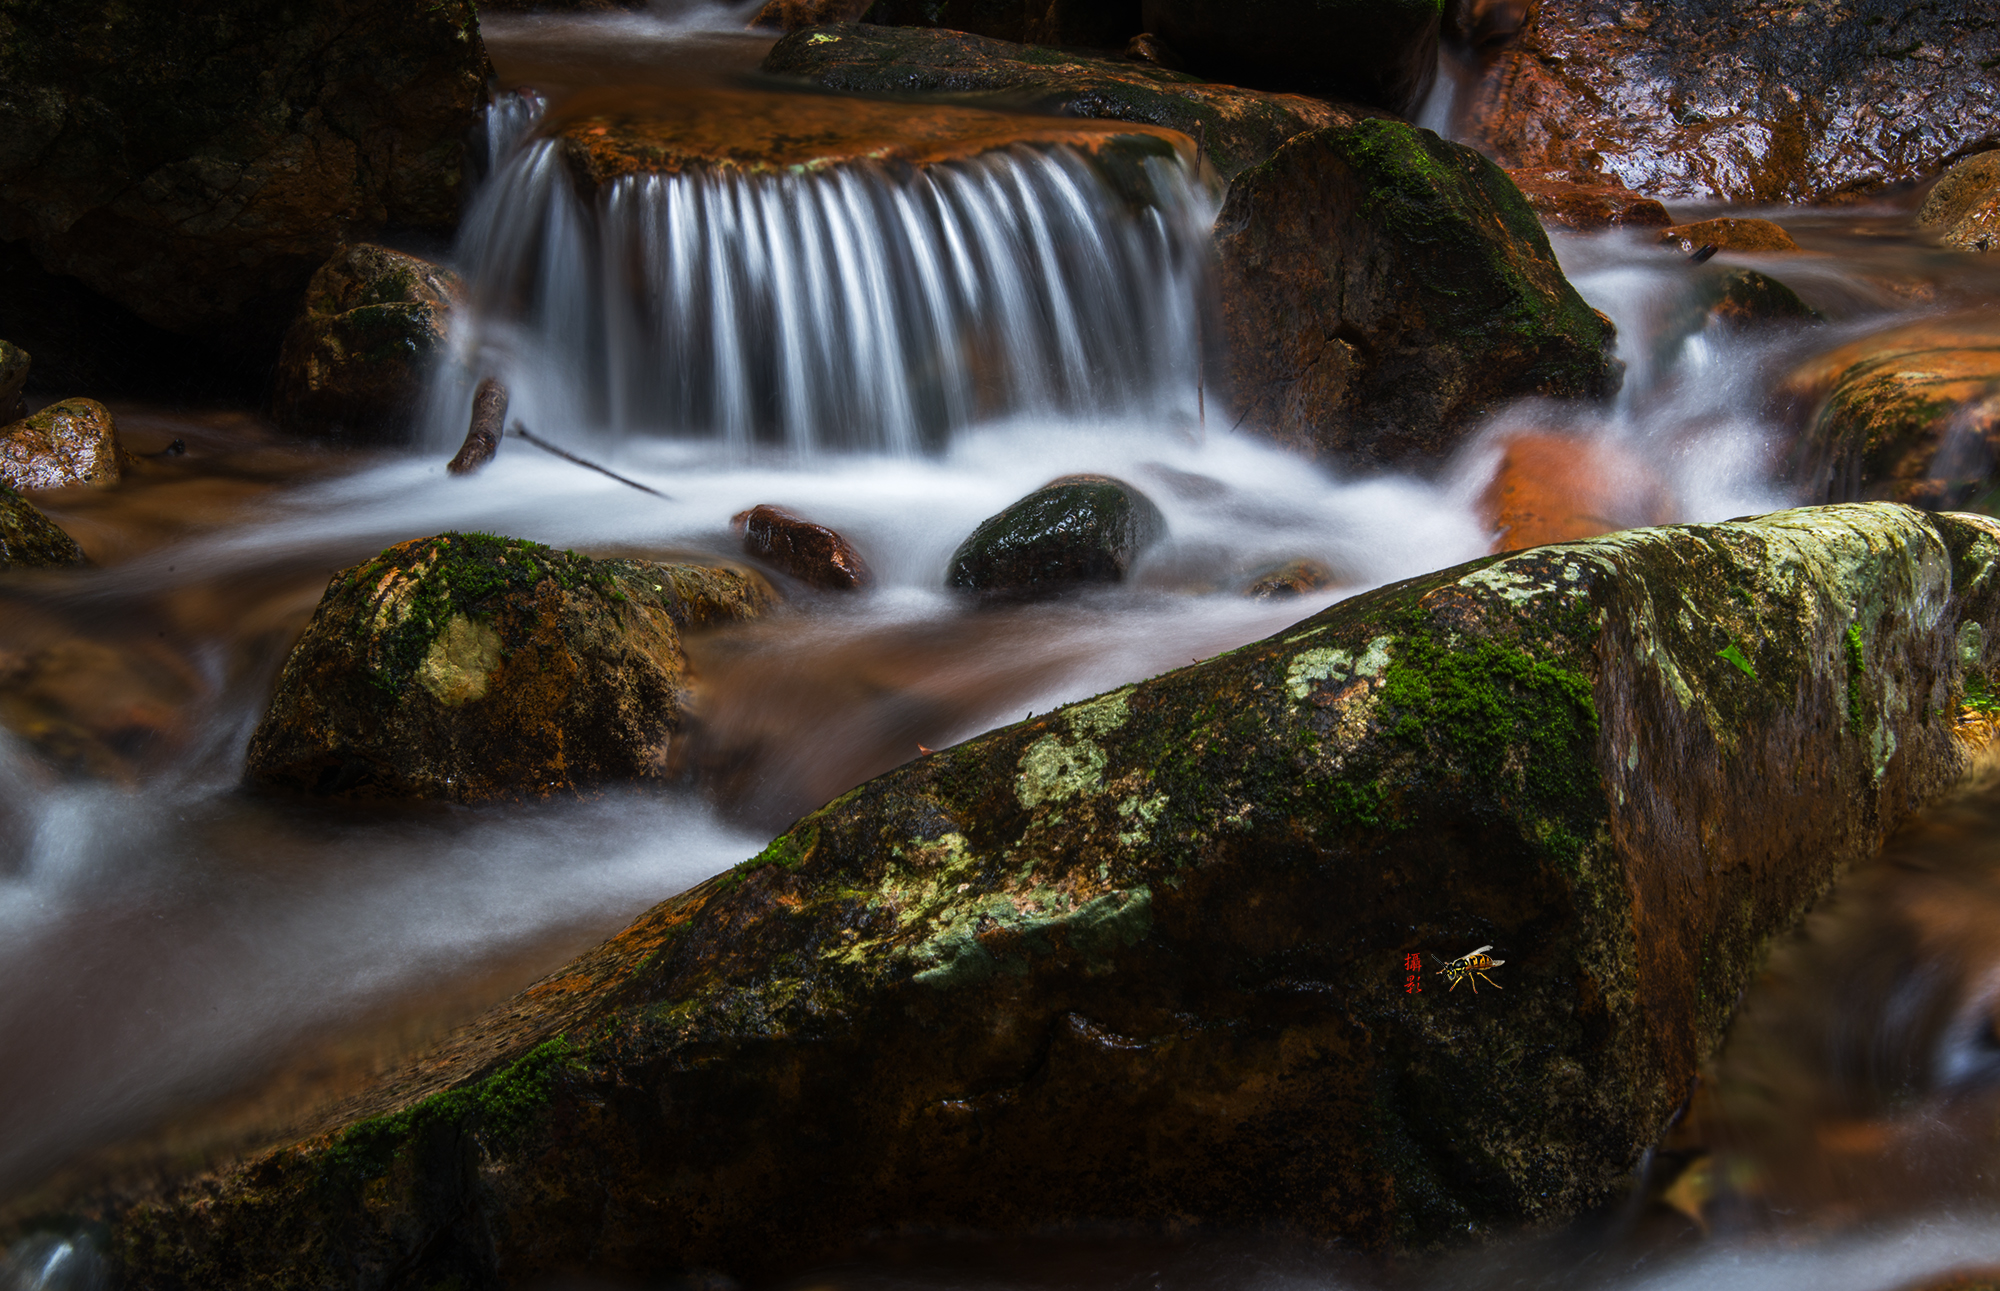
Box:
left=761, top=24, right=1386, bottom=181
left=1480, top=432, right=1675, bottom=551
left=271, top=245, right=462, bottom=442
left=245, top=533, right=774, bottom=802
left=0, top=639, right=200, bottom=781
left=1505, top=169, right=1672, bottom=232
left=0, top=0, right=490, bottom=365
left=1123, top=32, right=1183, bottom=69
left=1457, top=0, right=1999, bottom=205
left=946, top=476, right=1164, bottom=600
left=1138, top=0, right=1440, bottom=112
left=0, top=340, right=27, bottom=421
left=1216, top=119, right=1620, bottom=471
left=105, top=503, right=2000, bottom=1281
left=734, top=505, right=871, bottom=592
left=1657, top=217, right=1799, bottom=256
left=0, top=399, right=127, bottom=491
left=0, top=485, right=87, bottom=570
left=1780, top=314, right=2000, bottom=512
left=1244, top=557, right=1333, bottom=598
left=1918, top=151, right=2000, bottom=254
left=1704, top=268, right=1818, bottom=330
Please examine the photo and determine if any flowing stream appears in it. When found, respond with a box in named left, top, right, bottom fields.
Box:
left=6, top=8, right=2000, bottom=1289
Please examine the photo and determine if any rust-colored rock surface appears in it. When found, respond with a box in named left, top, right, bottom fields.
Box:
left=1215, top=119, right=1619, bottom=471
left=271, top=245, right=461, bottom=442
left=0, top=0, right=491, bottom=361
left=245, top=533, right=774, bottom=802
left=1505, top=169, right=1672, bottom=232
left=1919, top=150, right=2000, bottom=254
left=0, top=484, right=86, bottom=571
left=1457, top=0, right=1999, bottom=205
left=0, top=399, right=126, bottom=491
left=101, top=504, right=2000, bottom=1285
left=761, top=24, right=1384, bottom=181
left=1244, top=556, right=1334, bottom=597
left=1780, top=314, right=2000, bottom=512
left=1657, top=217, right=1799, bottom=255
left=734, top=505, right=871, bottom=591
left=1481, top=433, right=1676, bottom=551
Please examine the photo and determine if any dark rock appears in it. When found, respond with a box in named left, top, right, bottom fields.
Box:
left=1705, top=268, right=1818, bottom=330
left=1480, top=432, right=1675, bottom=551
left=946, top=476, right=1164, bottom=599
left=0, top=484, right=86, bottom=570
left=1919, top=150, right=2000, bottom=254
left=750, top=0, right=873, bottom=31
left=760, top=24, right=1386, bottom=181
left=1123, top=32, right=1183, bottom=69
left=1779, top=314, right=2000, bottom=513
left=0, top=340, right=27, bottom=421
left=1140, top=0, right=1440, bottom=112
left=447, top=378, right=509, bottom=476
left=1505, top=169, right=1672, bottom=232
left=734, top=505, right=871, bottom=591
left=245, top=533, right=774, bottom=803
left=1215, top=119, right=1620, bottom=471
left=1657, top=217, right=1799, bottom=255
left=1458, top=0, right=2000, bottom=205
left=864, top=0, right=1142, bottom=50
left=0, top=0, right=491, bottom=366
left=1244, top=557, right=1333, bottom=597
left=272, top=245, right=461, bottom=442
left=103, top=503, right=2000, bottom=1282
left=0, top=398, right=127, bottom=491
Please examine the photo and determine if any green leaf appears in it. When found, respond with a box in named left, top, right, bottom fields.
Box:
left=1717, top=641, right=1757, bottom=678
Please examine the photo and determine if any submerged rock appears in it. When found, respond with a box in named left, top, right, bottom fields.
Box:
left=0, top=399, right=127, bottom=491
left=1216, top=119, right=1620, bottom=471
left=271, top=245, right=462, bottom=442
left=245, top=533, right=774, bottom=802
left=0, top=0, right=490, bottom=364
left=0, top=484, right=87, bottom=570
left=1481, top=433, right=1675, bottom=551
left=107, top=503, right=2000, bottom=1282
left=734, top=505, right=871, bottom=592
left=760, top=24, right=1384, bottom=181
left=1657, top=217, right=1799, bottom=255
left=0, top=340, right=27, bottom=420
left=1139, top=0, right=1441, bottom=112
left=946, top=476, right=1164, bottom=599
left=1458, top=0, right=1999, bottom=205
left=1780, top=314, right=2000, bottom=512
left=1703, top=268, right=1819, bottom=330
left=1244, top=557, right=1335, bottom=598
left=0, top=639, right=200, bottom=781
left=1918, top=150, right=2000, bottom=254
left=1505, top=169, right=1672, bottom=232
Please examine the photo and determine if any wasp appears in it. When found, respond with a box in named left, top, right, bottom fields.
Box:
left=1433, top=945, right=1505, bottom=994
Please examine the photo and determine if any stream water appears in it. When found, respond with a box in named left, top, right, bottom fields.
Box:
left=6, top=7, right=2000, bottom=1290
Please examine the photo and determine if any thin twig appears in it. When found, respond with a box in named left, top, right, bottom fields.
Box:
left=509, top=423, right=672, bottom=499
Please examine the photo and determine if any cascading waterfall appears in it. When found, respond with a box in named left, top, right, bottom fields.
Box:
left=433, top=132, right=1217, bottom=454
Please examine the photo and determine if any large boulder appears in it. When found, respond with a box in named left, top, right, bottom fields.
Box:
left=760, top=24, right=1385, bottom=181
left=946, top=475, right=1164, bottom=599
left=1918, top=150, right=2000, bottom=254
left=1779, top=314, right=2000, bottom=512
left=0, top=484, right=86, bottom=570
left=1457, top=0, right=2000, bottom=205
left=102, top=504, right=2000, bottom=1286
left=271, top=244, right=462, bottom=442
left=1216, top=119, right=1620, bottom=470
left=1139, top=0, right=1440, bottom=112
left=0, top=0, right=491, bottom=367
left=0, top=398, right=126, bottom=491
left=245, top=533, right=774, bottom=802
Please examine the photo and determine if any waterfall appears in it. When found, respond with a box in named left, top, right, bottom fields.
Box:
left=433, top=133, right=1217, bottom=455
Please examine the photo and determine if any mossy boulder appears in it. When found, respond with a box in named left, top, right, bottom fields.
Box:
left=0, top=483, right=86, bottom=570
left=0, top=398, right=127, bottom=491
left=1918, top=150, right=2000, bottom=254
left=105, top=503, right=2000, bottom=1285
left=1140, top=0, right=1440, bottom=112
left=245, top=533, right=775, bottom=802
left=946, top=476, right=1164, bottom=599
left=1216, top=119, right=1620, bottom=471
left=271, top=244, right=461, bottom=442
left=1779, top=314, right=2000, bottom=512
left=0, top=0, right=490, bottom=365
left=760, top=24, right=1386, bottom=182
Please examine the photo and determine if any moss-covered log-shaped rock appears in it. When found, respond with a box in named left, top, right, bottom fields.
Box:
left=0, top=398, right=126, bottom=491
left=110, top=503, right=2000, bottom=1286
left=1140, top=0, right=1440, bottom=112
left=0, top=484, right=85, bottom=570
left=760, top=24, right=1385, bottom=181
left=1217, top=119, right=1620, bottom=470
left=1779, top=314, right=2000, bottom=512
left=271, top=245, right=461, bottom=442
left=245, top=533, right=774, bottom=802
left=947, top=476, right=1164, bottom=599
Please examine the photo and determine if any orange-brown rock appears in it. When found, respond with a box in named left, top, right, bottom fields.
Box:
left=1505, top=170, right=1672, bottom=232
left=1657, top=217, right=1799, bottom=255
left=1481, top=433, right=1676, bottom=551
left=246, top=533, right=774, bottom=802
left=1779, top=314, right=2000, bottom=511
left=1919, top=151, right=2000, bottom=254
left=733, top=505, right=871, bottom=591
left=0, top=399, right=127, bottom=491
left=1244, top=557, right=1334, bottom=597
left=0, top=639, right=201, bottom=781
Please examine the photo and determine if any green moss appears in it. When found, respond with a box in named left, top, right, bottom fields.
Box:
left=1844, top=623, right=1867, bottom=734
left=737, top=825, right=821, bottom=877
